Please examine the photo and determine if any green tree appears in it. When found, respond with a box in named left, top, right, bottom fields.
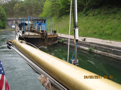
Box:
left=22, top=0, right=45, bottom=17
left=50, top=0, right=59, bottom=18
left=39, top=0, right=52, bottom=17
left=58, top=0, right=70, bottom=17
left=2, top=0, right=17, bottom=17
left=13, top=2, right=21, bottom=16
left=1, top=0, right=45, bottom=17
left=0, top=6, right=7, bottom=29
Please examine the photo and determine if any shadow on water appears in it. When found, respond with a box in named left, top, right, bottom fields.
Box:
left=40, top=44, right=121, bottom=84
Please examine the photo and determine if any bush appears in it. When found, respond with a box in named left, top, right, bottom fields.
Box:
left=83, top=7, right=89, bottom=14
left=61, top=39, right=65, bottom=43
left=88, top=46, right=94, bottom=52
left=0, top=6, right=7, bottom=29
left=111, top=8, right=119, bottom=14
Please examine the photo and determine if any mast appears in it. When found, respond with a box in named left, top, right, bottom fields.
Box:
left=73, top=0, right=78, bottom=65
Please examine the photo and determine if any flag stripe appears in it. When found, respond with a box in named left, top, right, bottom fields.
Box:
left=0, top=61, right=10, bottom=90
left=0, top=75, right=4, bottom=90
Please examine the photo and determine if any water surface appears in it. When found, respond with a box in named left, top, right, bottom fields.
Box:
left=40, top=44, right=121, bottom=84
left=1, top=31, right=121, bottom=90
left=0, top=31, right=45, bottom=90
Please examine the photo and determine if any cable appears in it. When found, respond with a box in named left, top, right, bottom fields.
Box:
left=70, top=42, right=78, bottom=63
left=16, top=31, right=39, bottom=49
left=26, top=42, right=39, bottom=50
left=67, top=0, right=73, bottom=62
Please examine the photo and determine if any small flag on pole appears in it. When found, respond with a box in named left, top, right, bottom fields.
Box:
left=0, top=61, right=10, bottom=90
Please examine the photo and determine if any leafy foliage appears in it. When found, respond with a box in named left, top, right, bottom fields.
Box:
left=39, top=0, right=60, bottom=18
left=13, top=3, right=21, bottom=12
left=39, top=0, right=53, bottom=17
left=39, top=0, right=121, bottom=18
left=88, top=46, right=94, bottom=52
left=0, top=6, right=7, bottom=29
left=61, top=39, right=65, bottom=42
left=58, top=0, right=70, bottom=17
left=1, top=0, right=46, bottom=17
left=2, top=0, right=121, bottom=18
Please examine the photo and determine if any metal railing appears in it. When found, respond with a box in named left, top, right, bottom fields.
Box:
left=7, top=40, right=121, bottom=90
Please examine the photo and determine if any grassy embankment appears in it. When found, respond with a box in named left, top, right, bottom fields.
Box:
left=52, top=7, right=121, bottom=41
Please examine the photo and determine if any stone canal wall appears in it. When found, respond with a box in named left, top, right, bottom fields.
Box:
left=58, top=36, right=121, bottom=61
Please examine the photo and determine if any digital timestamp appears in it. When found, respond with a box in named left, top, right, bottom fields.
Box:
left=84, top=75, right=113, bottom=79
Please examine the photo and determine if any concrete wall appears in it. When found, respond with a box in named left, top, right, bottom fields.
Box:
left=58, top=36, right=121, bottom=61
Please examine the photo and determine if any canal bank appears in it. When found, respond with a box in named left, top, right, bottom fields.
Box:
left=0, top=25, right=15, bottom=34
left=58, top=33, right=121, bottom=61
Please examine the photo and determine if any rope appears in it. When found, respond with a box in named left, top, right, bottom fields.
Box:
left=67, top=0, right=73, bottom=62
left=43, top=78, right=51, bottom=90
left=26, top=42, right=39, bottom=50
left=70, top=42, right=78, bottom=63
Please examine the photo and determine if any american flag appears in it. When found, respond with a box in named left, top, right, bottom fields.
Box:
left=0, top=61, right=10, bottom=90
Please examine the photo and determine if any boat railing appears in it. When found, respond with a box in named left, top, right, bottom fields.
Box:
left=7, top=40, right=121, bottom=90
left=15, top=17, right=54, bottom=35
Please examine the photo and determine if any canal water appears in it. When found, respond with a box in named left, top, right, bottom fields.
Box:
left=0, top=31, right=45, bottom=90
left=0, top=31, right=121, bottom=90
left=40, top=42, right=121, bottom=84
